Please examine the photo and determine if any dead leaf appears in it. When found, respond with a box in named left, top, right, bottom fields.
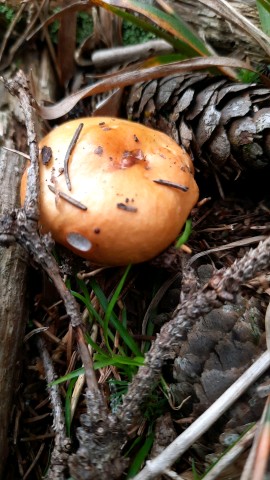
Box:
left=37, top=56, right=255, bottom=119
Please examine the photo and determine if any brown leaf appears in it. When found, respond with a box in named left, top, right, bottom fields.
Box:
left=57, top=4, right=77, bottom=87
left=37, top=56, right=254, bottom=119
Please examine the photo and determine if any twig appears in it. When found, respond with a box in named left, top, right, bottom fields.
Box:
left=133, top=351, right=270, bottom=480
left=265, top=299, right=270, bottom=351
left=0, top=0, right=48, bottom=71
left=153, top=179, right=189, bottom=192
left=1, top=145, right=31, bottom=160
left=37, top=336, right=70, bottom=480
left=240, top=396, right=270, bottom=480
left=63, top=122, right=83, bottom=191
left=1, top=71, right=40, bottom=220
left=23, top=443, right=45, bottom=480
left=163, top=469, right=184, bottom=479
left=0, top=3, right=26, bottom=63
left=188, top=235, right=267, bottom=265
left=48, top=184, right=87, bottom=210
left=202, top=425, right=257, bottom=480
left=71, top=324, right=98, bottom=421
left=89, top=40, right=173, bottom=68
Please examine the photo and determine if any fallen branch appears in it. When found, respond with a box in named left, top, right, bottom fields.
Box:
left=37, top=336, right=71, bottom=480
left=0, top=70, right=106, bottom=476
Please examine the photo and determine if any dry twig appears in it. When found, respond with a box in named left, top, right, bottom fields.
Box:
left=37, top=337, right=71, bottom=480
left=0, top=70, right=104, bottom=476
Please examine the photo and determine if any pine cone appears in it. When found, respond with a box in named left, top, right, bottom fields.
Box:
left=126, top=73, right=270, bottom=180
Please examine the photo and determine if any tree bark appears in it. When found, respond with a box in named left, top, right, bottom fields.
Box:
left=173, top=0, right=263, bottom=62
left=0, top=79, right=28, bottom=479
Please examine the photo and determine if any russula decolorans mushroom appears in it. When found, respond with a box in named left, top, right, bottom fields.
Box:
left=20, top=117, right=199, bottom=265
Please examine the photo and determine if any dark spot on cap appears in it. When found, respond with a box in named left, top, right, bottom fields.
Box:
left=41, top=145, right=52, bottom=165
left=133, top=134, right=139, bottom=142
left=98, top=122, right=111, bottom=131
left=120, top=149, right=146, bottom=168
left=94, top=228, right=101, bottom=234
left=94, top=146, right=103, bottom=155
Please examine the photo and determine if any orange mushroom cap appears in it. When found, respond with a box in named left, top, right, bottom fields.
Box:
left=20, top=117, right=199, bottom=265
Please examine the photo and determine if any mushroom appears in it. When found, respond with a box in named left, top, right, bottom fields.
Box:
left=20, top=117, right=199, bottom=265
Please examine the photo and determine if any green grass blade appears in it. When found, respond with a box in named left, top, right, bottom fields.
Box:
left=175, top=218, right=193, bottom=248
left=104, top=264, right=131, bottom=348
left=93, top=0, right=210, bottom=57
left=94, top=354, right=144, bottom=369
left=65, top=377, right=77, bottom=437
left=256, top=0, right=270, bottom=34
left=72, top=279, right=116, bottom=347
left=127, top=433, right=155, bottom=478
left=124, top=0, right=210, bottom=55
left=50, top=368, right=85, bottom=385
left=124, top=436, right=142, bottom=457
left=70, top=287, right=101, bottom=323
left=50, top=353, right=144, bottom=386
left=84, top=331, right=106, bottom=356
left=91, top=0, right=210, bottom=57
left=142, top=52, right=186, bottom=67
left=90, top=278, right=141, bottom=357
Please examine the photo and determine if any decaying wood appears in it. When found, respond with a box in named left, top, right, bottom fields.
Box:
left=173, top=0, right=264, bottom=62
left=0, top=79, right=28, bottom=479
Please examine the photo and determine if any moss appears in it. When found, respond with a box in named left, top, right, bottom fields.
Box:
left=49, top=15, right=60, bottom=44
left=0, top=5, right=15, bottom=23
left=122, top=20, right=155, bottom=45
left=76, top=11, right=93, bottom=45
left=49, top=10, right=155, bottom=47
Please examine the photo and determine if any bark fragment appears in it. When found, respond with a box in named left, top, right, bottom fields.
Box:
left=0, top=80, right=28, bottom=479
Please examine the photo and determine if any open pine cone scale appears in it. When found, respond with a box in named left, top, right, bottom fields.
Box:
left=126, top=73, right=270, bottom=180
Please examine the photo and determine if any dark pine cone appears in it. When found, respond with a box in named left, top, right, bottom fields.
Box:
left=126, top=73, right=270, bottom=181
